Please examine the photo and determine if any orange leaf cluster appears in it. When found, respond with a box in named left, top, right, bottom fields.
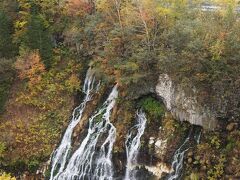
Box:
left=66, top=0, right=92, bottom=16
left=15, top=50, right=45, bottom=85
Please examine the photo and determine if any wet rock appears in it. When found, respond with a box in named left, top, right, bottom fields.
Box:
left=155, top=139, right=167, bottom=149
left=155, top=140, right=167, bottom=151
left=188, top=158, right=193, bottom=163
left=149, top=137, right=155, bottom=145
left=150, top=137, right=155, bottom=140
left=154, top=139, right=167, bottom=158
left=135, top=166, right=156, bottom=180
left=73, top=131, right=78, bottom=138
left=155, top=140, right=162, bottom=148
left=187, top=151, right=193, bottom=157
left=144, top=162, right=172, bottom=179
left=149, top=139, right=155, bottom=145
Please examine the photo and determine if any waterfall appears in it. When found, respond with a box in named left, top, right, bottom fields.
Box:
left=124, top=110, right=147, bottom=180
left=55, top=85, right=118, bottom=180
left=167, top=126, right=201, bottom=180
left=167, top=135, right=190, bottom=180
left=50, top=69, right=98, bottom=180
left=194, top=129, right=202, bottom=144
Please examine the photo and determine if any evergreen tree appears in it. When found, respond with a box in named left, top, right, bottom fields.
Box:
left=0, top=11, right=15, bottom=58
left=22, top=14, right=53, bottom=68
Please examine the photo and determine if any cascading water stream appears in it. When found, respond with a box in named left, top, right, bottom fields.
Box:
left=50, top=69, right=99, bottom=180
left=194, top=129, right=202, bottom=144
left=167, top=127, right=201, bottom=180
left=167, top=135, right=190, bottom=180
left=124, top=110, right=147, bottom=180
left=55, top=85, right=118, bottom=180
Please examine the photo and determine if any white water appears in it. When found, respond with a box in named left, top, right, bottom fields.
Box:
left=167, top=132, right=191, bottom=180
left=55, top=85, right=118, bottom=180
left=167, top=127, right=202, bottom=180
left=124, top=110, right=147, bottom=180
left=50, top=69, right=98, bottom=180
left=194, top=130, right=202, bottom=144
left=167, top=139, right=189, bottom=180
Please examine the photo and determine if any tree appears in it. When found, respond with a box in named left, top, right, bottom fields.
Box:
left=0, top=11, right=16, bottom=58
left=15, top=50, right=45, bottom=85
left=14, top=1, right=54, bottom=68
left=22, top=14, right=53, bottom=68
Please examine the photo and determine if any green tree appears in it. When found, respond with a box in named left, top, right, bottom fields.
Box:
left=22, top=14, right=53, bottom=68
left=0, top=11, right=16, bottom=58
left=14, top=1, right=54, bottom=68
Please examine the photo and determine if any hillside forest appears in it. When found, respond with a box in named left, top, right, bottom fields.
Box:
left=0, top=0, right=240, bottom=179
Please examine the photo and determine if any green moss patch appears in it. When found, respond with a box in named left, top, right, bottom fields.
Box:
left=139, top=96, right=165, bottom=119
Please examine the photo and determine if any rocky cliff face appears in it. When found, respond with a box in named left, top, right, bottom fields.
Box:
left=155, top=74, right=217, bottom=130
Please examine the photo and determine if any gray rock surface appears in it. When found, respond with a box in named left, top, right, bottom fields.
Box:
left=155, top=74, right=217, bottom=129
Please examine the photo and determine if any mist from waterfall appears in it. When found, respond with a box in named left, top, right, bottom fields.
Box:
left=55, top=85, right=118, bottom=180
left=50, top=69, right=99, bottom=180
left=124, top=110, right=147, bottom=180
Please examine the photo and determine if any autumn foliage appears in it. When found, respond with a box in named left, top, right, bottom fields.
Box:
left=66, top=0, right=93, bottom=16
left=0, top=0, right=240, bottom=178
left=15, top=50, right=45, bottom=85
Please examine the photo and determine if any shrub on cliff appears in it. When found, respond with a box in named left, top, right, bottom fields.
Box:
left=0, top=172, right=16, bottom=180
left=140, top=97, right=165, bottom=120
